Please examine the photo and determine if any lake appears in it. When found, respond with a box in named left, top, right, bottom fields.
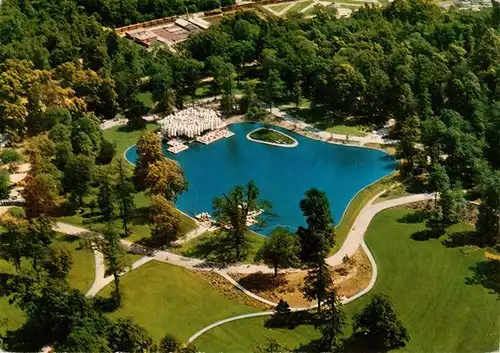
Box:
left=125, top=122, right=396, bottom=234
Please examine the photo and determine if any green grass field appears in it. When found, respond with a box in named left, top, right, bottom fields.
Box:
left=268, top=2, right=291, bottom=12
left=100, top=261, right=262, bottom=342
left=101, top=123, right=157, bottom=163
left=288, top=0, right=313, bottom=13
left=194, top=207, right=500, bottom=352
left=0, top=233, right=95, bottom=335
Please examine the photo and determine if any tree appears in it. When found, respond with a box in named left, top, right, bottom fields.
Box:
left=97, top=138, right=116, bottom=165
left=41, top=246, right=73, bottom=280
left=27, top=216, right=55, bottom=271
left=63, top=154, right=94, bottom=208
left=314, top=289, right=346, bottom=352
left=22, top=173, right=61, bottom=219
left=353, top=294, right=410, bottom=351
left=396, top=115, right=421, bottom=177
left=149, top=195, right=181, bottom=245
left=213, top=181, right=267, bottom=261
left=262, top=69, right=284, bottom=111
left=158, top=334, right=197, bottom=353
left=301, top=258, right=332, bottom=311
left=261, top=227, right=299, bottom=276
left=134, top=132, right=163, bottom=187
left=87, top=227, right=128, bottom=305
left=428, top=163, right=450, bottom=208
left=116, top=158, right=136, bottom=236
left=0, top=171, right=11, bottom=199
left=158, top=334, right=181, bottom=353
left=296, top=189, right=334, bottom=263
left=439, top=184, right=466, bottom=226
left=476, top=171, right=500, bottom=246
left=109, top=317, right=155, bottom=353
left=98, top=171, right=118, bottom=224
left=145, top=158, right=187, bottom=200
left=0, top=213, right=28, bottom=272
left=125, top=99, right=149, bottom=129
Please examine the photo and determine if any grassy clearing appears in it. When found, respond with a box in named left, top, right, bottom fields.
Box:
left=0, top=233, right=95, bottom=335
left=194, top=207, right=499, bottom=353
left=268, top=2, right=292, bottom=12
left=288, top=0, right=313, bottom=12
left=101, top=123, right=157, bottom=163
left=100, top=261, right=261, bottom=342
left=172, top=230, right=267, bottom=264
left=194, top=316, right=319, bottom=353
left=324, top=124, right=368, bottom=137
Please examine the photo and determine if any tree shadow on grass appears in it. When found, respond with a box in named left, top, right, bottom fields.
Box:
left=442, top=231, right=478, bottom=248
left=465, top=259, right=500, bottom=295
left=238, top=272, right=287, bottom=292
left=411, top=229, right=442, bottom=241
left=265, top=310, right=317, bottom=330
left=130, top=206, right=150, bottom=226
left=180, top=234, right=236, bottom=267
left=397, top=210, right=428, bottom=224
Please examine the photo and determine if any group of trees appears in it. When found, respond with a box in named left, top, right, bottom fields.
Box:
left=271, top=291, right=409, bottom=352
left=179, top=2, right=500, bottom=246
left=134, top=131, right=188, bottom=244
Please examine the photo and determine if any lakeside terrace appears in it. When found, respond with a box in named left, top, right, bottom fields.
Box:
left=158, top=107, right=234, bottom=154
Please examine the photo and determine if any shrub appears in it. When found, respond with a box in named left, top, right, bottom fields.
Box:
left=0, top=149, right=22, bottom=164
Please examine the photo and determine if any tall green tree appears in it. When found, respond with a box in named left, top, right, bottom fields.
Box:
left=212, top=181, right=268, bottom=261
left=476, top=171, right=500, bottom=246
left=314, top=289, right=346, bottom=352
left=262, top=69, right=284, bottom=111
left=296, top=189, right=334, bottom=264
left=396, top=115, right=421, bottom=177
left=353, top=294, right=410, bottom=351
left=98, top=170, right=118, bottom=224
left=261, top=227, right=299, bottom=276
left=115, top=158, right=136, bottom=236
left=301, top=258, right=332, bottom=311
left=63, top=154, right=94, bottom=208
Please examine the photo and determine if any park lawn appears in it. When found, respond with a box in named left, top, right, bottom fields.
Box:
left=194, top=316, right=319, bottom=353
left=269, top=2, right=292, bottom=12
left=0, top=233, right=95, bottom=335
left=194, top=207, right=499, bottom=352
left=100, top=261, right=262, bottom=342
left=324, top=124, right=368, bottom=137
left=173, top=230, right=266, bottom=264
left=54, top=233, right=95, bottom=293
left=288, top=0, right=313, bottom=13
left=101, top=123, right=157, bottom=163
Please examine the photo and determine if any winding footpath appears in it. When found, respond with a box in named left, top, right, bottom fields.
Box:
left=50, top=191, right=432, bottom=344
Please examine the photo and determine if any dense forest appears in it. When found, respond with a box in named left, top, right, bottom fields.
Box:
left=0, top=0, right=499, bottom=350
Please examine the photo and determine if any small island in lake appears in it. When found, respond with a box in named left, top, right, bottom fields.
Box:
left=247, top=127, right=298, bottom=147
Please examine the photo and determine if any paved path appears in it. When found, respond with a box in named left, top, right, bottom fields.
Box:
left=326, top=192, right=432, bottom=266
left=185, top=194, right=432, bottom=344
left=53, top=192, right=431, bottom=299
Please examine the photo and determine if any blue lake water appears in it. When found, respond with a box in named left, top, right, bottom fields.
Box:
left=126, top=123, right=396, bottom=234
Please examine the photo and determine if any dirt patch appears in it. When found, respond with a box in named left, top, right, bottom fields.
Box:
left=193, top=270, right=271, bottom=310
left=335, top=247, right=372, bottom=298
left=230, top=248, right=373, bottom=308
